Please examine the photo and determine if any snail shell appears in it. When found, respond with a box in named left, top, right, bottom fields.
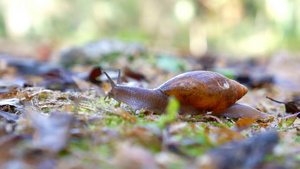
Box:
left=157, top=71, right=248, bottom=112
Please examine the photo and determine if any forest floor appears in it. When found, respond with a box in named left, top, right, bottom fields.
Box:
left=0, top=41, right=300, bottom=169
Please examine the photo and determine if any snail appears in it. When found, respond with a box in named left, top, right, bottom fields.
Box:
left=103, top=70, right=266, bottom=119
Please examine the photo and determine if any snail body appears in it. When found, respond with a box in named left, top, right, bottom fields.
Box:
left=103, top=70, right=266, bottom=119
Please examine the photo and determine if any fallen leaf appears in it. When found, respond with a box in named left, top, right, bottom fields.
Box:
left=0, top=88, right=18, bottom=99
left=0, top=110, right=19, bottom=123
left=126, top=127, right=160, bottom=146
left=209, top=127, right=244, bottom=144
left=72, top=76, right=92, bottom=91
left=114, top=108, right=137, bottom=122
left=203, top=115, right=226, bottom=127
left=26, top=107, right=74, bottom=152
left=267, top=96, right=300, bottom=114
left=232, top=118, right=256, bottom=132
left=87, top=66, right=102, bottom=84
left=0, top=98, right=23, bottom=113
left=72, top=76, right=105, bottom=97
left=197, top=131, right=279, bottom=169
left=278, top=112, right=300, bottom=128
left=0, top=77, right=28, bottom=87
left=124, top=67, right=148, bottom=82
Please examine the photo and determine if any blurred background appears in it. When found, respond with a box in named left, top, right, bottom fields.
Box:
left=0, top=0, right=299, bottom=60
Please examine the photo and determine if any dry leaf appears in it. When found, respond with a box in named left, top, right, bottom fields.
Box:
left=278, top=112, right=300, bottom=128
left=126, top=127, right=160, bottom=146
left=26, top=107, right=74, bottom=152
left=0, top=89, right=18, bottom=99
left=87, top=66, right=102, bottom=84
left=197, top=131, right=279, bottom=169
left=72, top=76, right=92, bottom=91
left=232, top=118, right=256, bottom=132
left=209, top=127, right=244, bottom=145
left=124, top=67, right=148, bottom=82
left=72, top=76, right=105, bottom=96
left=114, top=108, right=137, bottom=122
left=0, top=98, right=23, bottom=115
left=0, top=110, right=19, bottom=123
left=267, top=96, right=300, bottom=114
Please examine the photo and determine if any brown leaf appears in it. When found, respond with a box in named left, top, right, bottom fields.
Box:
left=0, top=88, right=18, bottom=99
left=113, top=108, right=137, bottom=122
left=87, top=66, right=102, bottom=84
left=210, top=127, right=245, bottom=144
left=285, top=100, right=300, bottom=114
left=62, top=104, right=73, bottom=112
left=124, top=67, right=148, bottom=82
left=232, top=118, right=256, bottom=132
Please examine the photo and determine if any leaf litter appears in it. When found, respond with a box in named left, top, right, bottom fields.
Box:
left=0, top=51, right=300, bottom=168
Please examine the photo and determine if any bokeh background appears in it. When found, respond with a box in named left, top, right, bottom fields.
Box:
left=0, top=0, right=299, bottom=59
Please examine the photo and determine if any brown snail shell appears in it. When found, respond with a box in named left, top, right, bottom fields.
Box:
left=157, top=71, right=248, bottom=112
